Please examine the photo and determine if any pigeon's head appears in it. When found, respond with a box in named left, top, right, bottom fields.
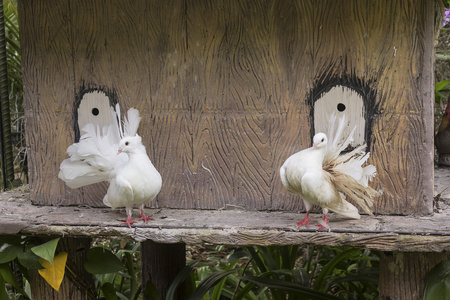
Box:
left=312, top=133, right=327, bottom=149
left=118, top=134, right=143, bottom=155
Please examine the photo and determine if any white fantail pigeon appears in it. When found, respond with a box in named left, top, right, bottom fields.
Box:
left=280, top=114, right=378, bottom=230
left=59, top=104, right=162, bottom=228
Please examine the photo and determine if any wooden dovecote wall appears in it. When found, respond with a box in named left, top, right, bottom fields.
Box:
left=19, top=0, right=434, bottom=216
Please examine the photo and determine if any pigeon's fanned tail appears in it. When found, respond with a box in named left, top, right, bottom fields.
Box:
left=325, top=196, right=361, bottom=219
left=113, top=103, right=141, bottom=138
left=328, top=170, right=377, bottom=216
left=58, top=159, right=109, bottom=188
left=123, top=108, right=141, bottom=137
left=324, top=114, right=379, bottom=216
left=59, top=105, right=131, bottom=189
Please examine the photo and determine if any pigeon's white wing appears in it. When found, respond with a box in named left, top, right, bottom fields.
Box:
left=280, top=157, right=302, bottom=196
left=59, top=105, right=131, bottom=188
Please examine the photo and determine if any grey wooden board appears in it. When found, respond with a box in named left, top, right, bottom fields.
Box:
left=1, top=165, right=449, bottom=252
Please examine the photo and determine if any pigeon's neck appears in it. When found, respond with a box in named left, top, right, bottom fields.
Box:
left=312, top=147, right=327, bottom=164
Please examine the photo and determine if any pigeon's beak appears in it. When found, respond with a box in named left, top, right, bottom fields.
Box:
left=117, top=148, right=122, bottom=155
left=312, top=143, right=317, bottom=149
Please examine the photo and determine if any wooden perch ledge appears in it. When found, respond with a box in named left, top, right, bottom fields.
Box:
left=0, top=167, right=449, bottom=253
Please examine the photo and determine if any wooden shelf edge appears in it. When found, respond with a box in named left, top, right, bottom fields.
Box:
left=1, top=189, right=450, bottom=252
left=5, top=223, right=449, bottom=252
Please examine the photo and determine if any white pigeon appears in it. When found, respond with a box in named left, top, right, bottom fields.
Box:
left=59, top=104, right=162, bottom=228
left=280, top=114, right=378, bottom=230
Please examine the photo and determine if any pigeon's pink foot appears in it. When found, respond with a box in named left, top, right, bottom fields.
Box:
left=136, top=210, right=154, bottom=223
left=296, top=211, right=312, bottom=228
left=120, top=215, right=136, bottom=229
left=316, top=214, right=329, bottom=230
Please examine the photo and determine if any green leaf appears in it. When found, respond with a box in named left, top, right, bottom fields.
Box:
left=0, top=244, right=19, bottom=264
left=292, top=268, right=309, bottom=286
left=124, top=252, right=138, bottom=300
left=244, top=247, right=268, bottom=274
left=166, top=261, right=198, bottom=300
left=211, top=261, right=238, bottom=300
left=17, top=245, right=43, bottom=270
left=0, top=275, right=7, bottom=300
left=189, top=266, right=241, bottom=300
left=0, top=263, right=27, bottom=296
left=210, top=273, right=229, bottom=300
left=424, top=260, right=450, bottom=300
left=228, top=249, right=250, bottom=263
left=435, top=80, right=450, bottom=91
left=239, top=275, right=340, bottom=299
left=102, top=282, right=118, bottom=300
left=314, top=248, right=360, bottom=292
left=144, top=281, right=160, bottom=300
left=84, top=247, right=124, bottom=274
left=233, top=282, right=257, bottom=300
left=31, top=238, right=60, bottom=264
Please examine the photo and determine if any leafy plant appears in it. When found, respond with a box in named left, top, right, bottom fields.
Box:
left=436, top=80, right=450, bottom=105
left=233, top=245, right=379, bottom=300
left=423, top=260, right=450, bottom=300
left=1, top=0, right=26, bottom=189
left=153, top=244, right=379, bottom=300
left=0, top=236, right=64, bottom=299
left=87, top=239, right=142, bottom=300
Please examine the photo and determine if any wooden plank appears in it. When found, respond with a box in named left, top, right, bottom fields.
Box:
left=1, top=185, right=449, bottom=252
left=141, top=241, right=186, bottom=300
left=379, top=252, right=447, bottom=300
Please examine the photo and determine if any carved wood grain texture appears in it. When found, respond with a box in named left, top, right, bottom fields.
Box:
left=379, top=252, right=447, bottom=300
left=2, top=192, right=450, bottom=252
left=19, top=0, right=434, bottom=215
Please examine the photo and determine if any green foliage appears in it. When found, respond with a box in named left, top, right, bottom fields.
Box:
left=84, top=247, right=124, bottom=275
left=90, top=239, right=142, bottom=300
left=4, top=0, right=22, bottom=96
left=0, top=0, right=26, bottom=189
left=228, top=245, right=379, bottom=300
left=30, top=238, right=60, bottom=265
left=164, top=261, right=198, bottom=300
left=423, top=260, right=450, bottom=300
left=435, top=80, right=450, bottom=104
left=150, top=244, right=379, bottom=300
left=0, top=236, right=380, bottom=300
left=0, top=236, right=64, bottom=299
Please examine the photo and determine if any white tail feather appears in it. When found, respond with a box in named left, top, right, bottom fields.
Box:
left=123, top=108, right=141, bottom=137
left=323, top=114, right=379, bottom=216
left=326, top=198, right=361, bottom=219
left=115, top=104, right=124, bottom=139
left=59, top=105, right=140, bottom=188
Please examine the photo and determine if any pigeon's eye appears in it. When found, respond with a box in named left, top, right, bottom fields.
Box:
left=321, top=138, right=324, bottom=142
left=125, top=141, right=129, bottom=146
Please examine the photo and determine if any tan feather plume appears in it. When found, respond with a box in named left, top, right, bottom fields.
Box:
left=323, top=114, right=379, bottom=216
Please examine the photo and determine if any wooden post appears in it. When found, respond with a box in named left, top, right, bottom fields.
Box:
left=379, top=252, right=447, bottom=300
left=28, top=237, right=96, bottom=300
left=141, top=241, right=186, bottom=300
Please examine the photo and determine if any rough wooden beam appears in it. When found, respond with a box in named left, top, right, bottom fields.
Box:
left=1, top=188, right=450, bottom=252
left=379, top=252, right=447, bottom=300
left=141, top=241, right=186, bottom=299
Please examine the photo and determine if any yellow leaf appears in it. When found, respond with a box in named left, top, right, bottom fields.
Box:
left=38, top=251, right=68, bottom=292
